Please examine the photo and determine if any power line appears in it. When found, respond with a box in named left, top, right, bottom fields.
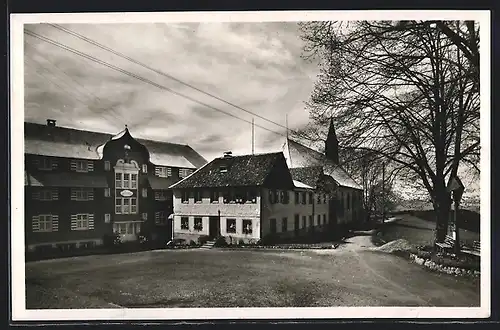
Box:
left=25, top=29, right=289, bottom=138
left=48, top=23, right=304, bottom=138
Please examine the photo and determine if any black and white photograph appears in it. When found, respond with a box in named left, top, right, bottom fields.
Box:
left=10, top=10, right=490, bottom=321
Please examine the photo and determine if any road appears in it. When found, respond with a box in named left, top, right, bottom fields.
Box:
left=25, top=236, right=480, bottom=308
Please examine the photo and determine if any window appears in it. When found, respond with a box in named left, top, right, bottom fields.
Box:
left=302, top=216, right=306, bottom=228
left=243, top=219, right=253, bottom=234
left=105, top=214, right=111, bottom=223
left=32, top=214, right=57, bottom=232
left=234, top=189, right=245, bottom=203
left=71, top=188, right=94, bottom=201
left=34, top=189, right=58, bottom=201
left=194, top=190, right=202, bottom=203
left=131, top=198, right=137, bottom=213
left=142, top=164, right=148, bottom=173
left=181, top=190, right=189, bottom=203
left=115, top=197, right=137, bottom=214
left=142, top=212, right=148, bottom=220
left=226, top=218, right=236, bottom=233
left=72, top=160, right=90, bottom=172
left=155, top=211, right=165, bottom=225
left=317, top=193, right=321, bottom=204
left=279, top=191, right=289, bottom=204
left=155, top=166, right=172, bottom=178
left=323, top=194, right=327, bottom=204
left=347, top=193, right=351, bottom=210
left=317, top=214, right=321, bottom=226
left=269, top=190, right=277, bottom=204
left=155, top=191, right=167, bottom=201
left=38, top=157, right=55, bottom=170
left=308, top=192, right=313, bottom=204
left=142, top=188, right=148, bottom=198
left=179, top=168, right=193, bottom=178
left=113, top=222, right=141, bottom=235
left=269, top=218, right=276, bottom=234
left=104, top=188, right=111, bottom=197
left=181, top=217, right=189, bottom=230
left=194, top=217, right=203, bottom=231
left=211, top=190, right=219, bottom=203
left=71, top=214, right=93, bottom=231
left=104, top=161, right=111, bottom=171
left=282, top=217, right=288, bottom=232
left=115, top=173, right=122, bottom=188
left=301, top=192, right=307, bottom=205
left=309, top=215, right=314, bottom=227
left=323, top=214, right=326, bottom=224
left=295, top=192, right=299, bottom=204
left=123, top=173, right=130, bottom=188
left=223, top=190, right=232, bottom=204
left=131, top=174, right=137, bottom=189
left=294, top=214, right=300, bottom=232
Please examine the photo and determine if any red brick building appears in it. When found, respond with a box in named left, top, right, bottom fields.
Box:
left=24, top=119, right=206, bottom=252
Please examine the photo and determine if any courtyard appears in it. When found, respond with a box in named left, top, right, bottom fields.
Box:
left=26, top=237, right=480, bottom=309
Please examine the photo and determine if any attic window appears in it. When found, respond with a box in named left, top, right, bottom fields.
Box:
left=219, top=165, right=228, bottom=173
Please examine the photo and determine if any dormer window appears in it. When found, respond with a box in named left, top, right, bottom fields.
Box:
left=219, top=165, right=228, bottom=173
left=155, top=166, right=172, bottom=178
left=36, top=157, right=57, bottom=171
left=71, top=160, right=93, bottom=173
left=179, top=168, right=193, bottom=178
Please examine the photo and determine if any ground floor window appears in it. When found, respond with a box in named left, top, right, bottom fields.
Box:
left=194, top=217, right=203, bottom=231
left=226, top=218, right=236, bottom=233
left=282, top=217, right=288, bottom=232
left=70, top=214, right=94, bottom=231
left=243, top=219, right=253, bottom=234
left=155, top=211, right=165, bottom=225
left=113, top=222, right=141, bottom=235
left=323, top=214, right=326, bottom=224
left=317, top=214, right=321, bottom=226
left=181, top=217, right=189, bottom=230
left=302, top=216, right=306, bottom=229
left=32, top=214, right=58, bottom=232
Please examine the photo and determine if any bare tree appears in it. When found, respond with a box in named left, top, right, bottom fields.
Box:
left=298, top=20, right=480, bottom=242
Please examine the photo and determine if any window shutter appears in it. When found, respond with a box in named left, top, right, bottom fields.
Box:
left=155, top=167, right=161, bottom=176
left=88, top=189, right=94, bottom=200
left=88, top=161, right=94, bottom=172
left=32, top=216, right=40, bottom=231
left=142, top=188, right=147, bottom=198
left=70, top=188, right=77, bottom=201
left=167, top=167, right=172, bottom=177
left=51, top=215, right=59, bottom=231
left=104, top=214, right=111, bottom=223
left=142, top=212, right=148, bottom=220
left=71, top=214, right=78, bottom=230
left=51, top=160, right=58, bottom=170
left=32, top=158, right=39, bottom=168
left=88, top=214, right=94, bottom=230
left=155, top=212, right=160, bottom=224
left=70, top=160, right=77, bottom=171
left=142, top=164, right=147, bottom=173
left=32, top=191, right=40, bottom=200
left=51, top=189, right=59, bottom=201
left=104, top=188, right=110, bottom=197
left=104, top=161, right=110, bottom=171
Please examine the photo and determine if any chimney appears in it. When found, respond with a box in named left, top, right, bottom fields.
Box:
left=223, top=151, right=233, bottom=158
left=46, top=119, right=56, bottom=127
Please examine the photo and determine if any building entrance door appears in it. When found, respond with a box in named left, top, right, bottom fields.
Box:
left=209, top=216, right=219, bottom=238
left=114, top=221, right=142, bottom=242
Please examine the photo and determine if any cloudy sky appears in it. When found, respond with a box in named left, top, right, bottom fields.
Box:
left=24, top=22, right=320, bottom=161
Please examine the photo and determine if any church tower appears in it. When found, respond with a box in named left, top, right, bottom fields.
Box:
left=325, top=118, right=339, bottom=164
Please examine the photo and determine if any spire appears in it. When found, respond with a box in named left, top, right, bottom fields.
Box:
left=325, top=118, right=339, bottom=164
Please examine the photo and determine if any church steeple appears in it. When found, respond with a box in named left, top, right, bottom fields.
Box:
left=325, top=118, right=339, bottom=164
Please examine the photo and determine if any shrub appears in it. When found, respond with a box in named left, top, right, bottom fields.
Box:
left=197, top=235, right=211, bottom=245
left=189, top=240, right=198, bottom=246
left=238, top=239, right=245, bottom=246
left=214, top=236, right=228, bottom=247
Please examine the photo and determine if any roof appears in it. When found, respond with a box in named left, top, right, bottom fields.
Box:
left=147, top=175, right=179, bottom=190
left=24, top=171, right=109, bottom=188
left=293, top=180, right=313, bottom=190
left=170, top=152, right=285, bottom=189
left=284, top=138, right=362, bottom=190
left=289, top=166, right=324, bottom=189
left=24, top=122, right=207, bottom=168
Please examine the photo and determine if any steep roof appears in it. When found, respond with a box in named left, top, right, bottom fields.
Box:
left=284, top=138, right=362, bottom=190
left=289, top=166, right=324, bottom=189
left=24, top=171, right=108, bottom=188
left=170, top=152, right=286, bottom=189
left=24, top=122, right=207, bottom=168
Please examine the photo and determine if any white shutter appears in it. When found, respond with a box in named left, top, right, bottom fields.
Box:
left=167, top=167, right=172, bottom=177
left=142, top=188, right=147, bottom=198
left=51, top=215, right=59, bottom=232
left=32, top=216, right=40, bottom=231
left=88, top=161, right=94, bottom=172
left=70, top=160, right=77, bottom=171
left=51, top=188, right=59, bottom=201
left=155, top=212, right=160, bottom=224
left=32, top=190, right=40, bottom=200
left=70, top=188, right=77, bottom=201
left=88, top=214, right=94, bottom=230
left=142, top=212, right=148, bottom=220
left=104, top=214, right=111, bottom=223
left=142, top=164, right=148, bottom=173
left=88, top=189, right=94, bottom=200
left=71, top=214, right=78, bottom=230
left=104, top=188, right=110, bottom=197
left=155, top=167, right=161, bottom=176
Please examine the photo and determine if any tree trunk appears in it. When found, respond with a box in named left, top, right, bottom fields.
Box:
left=434, top=190, right=451, bottom=242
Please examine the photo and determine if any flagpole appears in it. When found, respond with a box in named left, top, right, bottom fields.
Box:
left=252, top=118, right=255, bottom=155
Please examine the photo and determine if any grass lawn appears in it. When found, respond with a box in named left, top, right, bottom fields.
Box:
left=26, top=247, right=480, bottom=309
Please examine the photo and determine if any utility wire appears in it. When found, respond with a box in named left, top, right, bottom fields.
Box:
left=49, top=23, right=304, bottom=139
left=25, top=29, right=289, bottom=138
